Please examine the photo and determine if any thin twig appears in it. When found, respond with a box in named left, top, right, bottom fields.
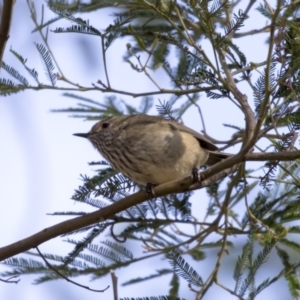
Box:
left=0, top=0, right=15, bottom=68
left=0, top=275, right=20, bottom=284
left=101, top=36, right=111, bottom=88
left=110, top=270, right=118, bottom=300
left=234, top=25, right=271, bottom=38
left=36, top=247, right=110, bottom=293
left=26, top=1, right=64, bottom=76
left=127, top=47, right=162, bottom=90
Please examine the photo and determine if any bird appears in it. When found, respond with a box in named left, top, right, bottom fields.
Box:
left=74, top=114, right=229, bottom=186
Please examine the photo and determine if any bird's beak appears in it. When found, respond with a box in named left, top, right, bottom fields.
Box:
left=73, top=133, right=90, bottom=138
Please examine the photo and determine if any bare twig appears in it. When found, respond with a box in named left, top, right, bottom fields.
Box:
left=197, top=167, right=242, bottom=299
left=127, top=47, right=162, bottom=90
left=0, top=0, right=15, bottom=68
left=234, top=25, right=270, bottom=38
left=101, top=36, right=111, bottom=88
left=0, top=275, right=20, bottom=284
left=110, top=269, right=118, bottom=300
left=0, top=161, right=239, bottom=261
left=2, top=147, right=298, bottom=262
left=244, top=151, right=300, bottom=161
left=36, top=247, right=109, bottom=293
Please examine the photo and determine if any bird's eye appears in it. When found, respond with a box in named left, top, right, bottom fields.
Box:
left=102, top=123, right=110, bottom=129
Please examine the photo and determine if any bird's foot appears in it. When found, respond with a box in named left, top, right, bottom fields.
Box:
left=145, top=183, right=156, bottom=198
left=191, top=167, right=202, bottom=187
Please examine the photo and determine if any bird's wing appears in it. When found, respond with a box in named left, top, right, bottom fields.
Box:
left=164, top=119, right=219, bottom=151
left=129, top=115, right=219, bottom=151
left=169, top=120, right=232, bottom=165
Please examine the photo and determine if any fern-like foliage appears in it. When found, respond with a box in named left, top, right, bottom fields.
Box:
left=0, top=78, right=23, bottom=96
left=223, top=9, right=246, bottom=38
left=35, top=43, right=56, bottom=86
left=276, top=246, right=300, bottom=298
left=9, top=48, right=40, bottom=84
left=52, top=95, right=153, bottom=120
left=120, top=297, right=186, bottom=300
left=234, top=236, right=277, bottom=298
left=167, top=249, right=203, bottom=287
left=1, top=62, right=29, bottom=86
left=155, top=100, right=177, bottom=120
left=122, top=269, right=173, bottom=286
left=50, top=8, right=101, bottom=34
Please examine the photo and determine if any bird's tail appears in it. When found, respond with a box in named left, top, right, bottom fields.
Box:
left=206, top=151, right=231, bottom=166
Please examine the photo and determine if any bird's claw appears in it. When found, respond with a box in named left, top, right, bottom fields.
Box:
left=191, top=167, right=202, bottom=187
left=145, top=183, right=156, bottom=198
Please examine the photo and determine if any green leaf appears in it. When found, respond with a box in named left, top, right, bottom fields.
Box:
left=35, top=43, right=56, bottom=86
left=122, top=269, right=172, bottom=286
left=279, top=239, right=300, bottom=253
left=166, top=249, right=203, bottom=287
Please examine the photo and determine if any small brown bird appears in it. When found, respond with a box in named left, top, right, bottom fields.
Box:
left=74, top=115, right=229, bottom=185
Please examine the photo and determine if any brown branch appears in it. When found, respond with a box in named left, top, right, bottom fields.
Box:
left=36, top=247, right=109, bottom=293
left=0, top=163, right=238, bottom=262
left=110, top=270, right=118, bottom=300
left=0, top=149, right=299, bottom=262
left=0, top=180, right=196, bottom=261
left=16, top=82, right=221, bottom=98
left=0, top=0, right=15, bottom=68
left=245, top=151, right=300, bottom=161
left=201, top=149, right=300, bottom=189
left=0, top=189, right=149, bottom=261
left=233, top=25, right=270, bottom=38
left=215, top=29, right=257, bottom=154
